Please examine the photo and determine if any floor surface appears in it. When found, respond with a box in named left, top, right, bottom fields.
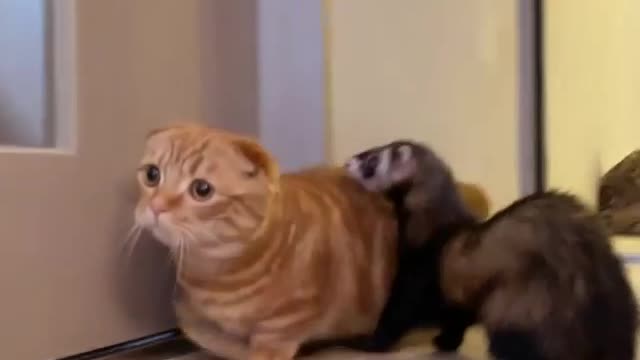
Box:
left=111, top=327, right=488, bottom=360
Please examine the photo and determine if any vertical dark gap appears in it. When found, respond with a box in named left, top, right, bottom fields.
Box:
left=43, top=0, right=56, bottom=147
left=199, top=0, right=259, bottom=136
left=533, top=0, right=546, bottom=192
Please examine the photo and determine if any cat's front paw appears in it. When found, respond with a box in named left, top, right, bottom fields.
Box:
left=249, top=348, right=296, bottom=360
left=249, top=338, right=298, bottom=360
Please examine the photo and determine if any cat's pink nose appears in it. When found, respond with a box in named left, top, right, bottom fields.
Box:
left=149, top=197, right=169, bottom=216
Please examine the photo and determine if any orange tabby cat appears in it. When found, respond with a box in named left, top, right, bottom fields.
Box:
left=134, top=123, right=398, bottom=359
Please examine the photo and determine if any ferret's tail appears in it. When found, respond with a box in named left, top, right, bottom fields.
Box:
left=456, top=182, right=491, bottom=220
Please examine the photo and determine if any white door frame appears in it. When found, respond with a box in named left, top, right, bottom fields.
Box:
left=50, top=0, right=78, bottom=152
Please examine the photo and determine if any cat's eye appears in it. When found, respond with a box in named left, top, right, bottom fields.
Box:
left=141, top=164, right=161, bottom=187
left=190, top=179, right=214, bottom=201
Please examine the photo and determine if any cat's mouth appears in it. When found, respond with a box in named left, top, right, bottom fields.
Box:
left=135, top=206, right=180, bottom=247
left=150, top=228, right=180, bottom=248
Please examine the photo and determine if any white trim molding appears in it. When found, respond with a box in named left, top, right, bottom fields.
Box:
left=256, top=0, right=327, bottom=171
left=51, top=0, right=78, bottom=152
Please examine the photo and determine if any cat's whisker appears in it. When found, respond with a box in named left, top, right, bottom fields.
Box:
left=121, top=225, right=143, bottom=261
left=119, top=226, right=137, bottom=253
left=172, top=235, right=188, bottom=297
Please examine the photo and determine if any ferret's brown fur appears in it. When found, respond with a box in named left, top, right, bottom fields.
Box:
left=441, top=191, right=638, bottom=360
left=341, top=140, right=637, bottom=360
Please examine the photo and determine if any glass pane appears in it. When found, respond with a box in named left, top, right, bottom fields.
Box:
left=0, top=0, right=51, bottom=147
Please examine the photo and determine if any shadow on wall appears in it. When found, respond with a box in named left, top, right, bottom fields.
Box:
left=198, top=0, right=259, bottom=136
left=0, top=90, right=47, bottom=147
left=113, top=178, right=176, bottom=329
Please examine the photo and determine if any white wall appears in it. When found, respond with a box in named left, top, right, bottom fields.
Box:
left=0, top=0, right=48, bottom=147
left=598, top=1, right=640, bottom=173
left=325, top=0, right=534, bottom=211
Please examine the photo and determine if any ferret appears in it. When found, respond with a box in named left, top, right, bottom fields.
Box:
left=343, top=140, right=487, bottom=352
left=446, top=191, right=638, bottom=360
left=341, top=140, right=638, bottom=360
left=345, top=140, right=488, bottom=248
left=298, top=140, right=488, bottom=356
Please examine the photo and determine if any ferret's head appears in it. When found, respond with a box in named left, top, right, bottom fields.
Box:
left=344, top=140, right=426, bottom=192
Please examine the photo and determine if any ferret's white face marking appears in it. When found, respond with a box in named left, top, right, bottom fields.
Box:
left=376, top=148, right=393, bottom=179
left=345, top=143, right=416, bottom=192
left=397, top=144, right=412, bottom=163
left=390, top=144, right=416, bottom=184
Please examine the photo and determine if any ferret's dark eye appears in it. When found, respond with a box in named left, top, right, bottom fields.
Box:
left=366, top=155, right=379, bottom=168
left=142, top=164, right=161, bottom=187
left=189, top=179, right=214, bottom=201
left=362, top=155, right=379, bottom=179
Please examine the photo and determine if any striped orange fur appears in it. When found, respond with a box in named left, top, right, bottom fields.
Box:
left=134, top=124, right=398, bottom=359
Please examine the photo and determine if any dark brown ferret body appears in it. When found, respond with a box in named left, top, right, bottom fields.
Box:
left=303, top=140, right=637, bottom=360
left=443, top=191, right=638, bottom=360
left=301, top=141, right=489, bottom=355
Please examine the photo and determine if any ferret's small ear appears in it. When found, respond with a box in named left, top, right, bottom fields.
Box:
left=232, top=137, right=280, bottom=182
left=397, top=144, right=413, bottom=162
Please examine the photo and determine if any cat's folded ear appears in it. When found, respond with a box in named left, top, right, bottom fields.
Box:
left=232, top=136, right=280, bottom=185
left=145, top=121, right=203, bottom=140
